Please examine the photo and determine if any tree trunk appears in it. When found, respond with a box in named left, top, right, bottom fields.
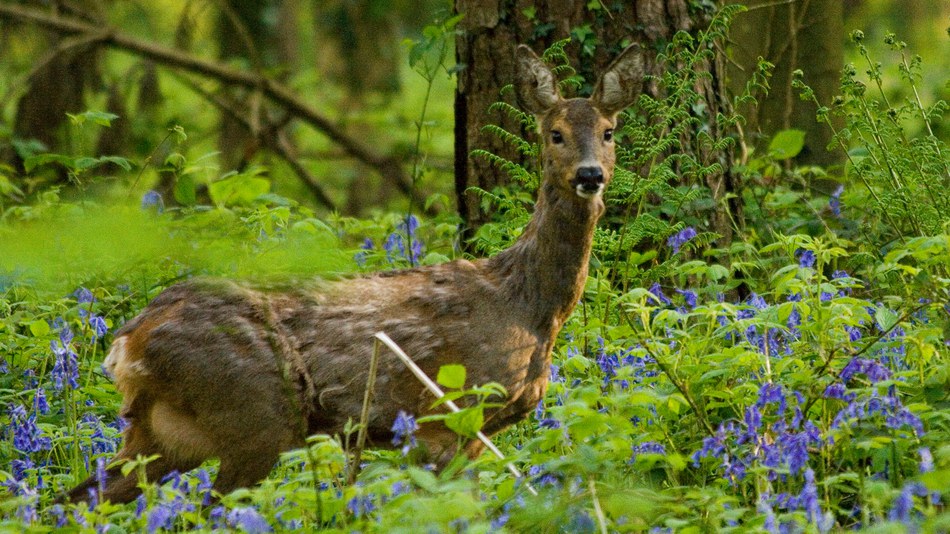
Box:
left=453, top=0, right=736, bottom=244
left=728, top=0, right=844, bottom=171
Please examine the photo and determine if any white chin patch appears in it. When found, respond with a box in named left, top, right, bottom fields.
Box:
left=575, top=184, right=604, bottom=198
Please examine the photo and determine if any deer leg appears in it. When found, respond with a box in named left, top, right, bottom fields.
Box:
left=212, top=448, right=282, bottom=497
left=67, top=420, right=201, bottom=505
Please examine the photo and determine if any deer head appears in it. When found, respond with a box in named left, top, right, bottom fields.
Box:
left=515, top=44, right=645, bottom=200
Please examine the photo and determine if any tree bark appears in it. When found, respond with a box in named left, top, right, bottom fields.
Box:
left=729, top=0, right=844, bottom=171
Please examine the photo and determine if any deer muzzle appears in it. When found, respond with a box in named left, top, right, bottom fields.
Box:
left=572, top=166, right=605, bottom=198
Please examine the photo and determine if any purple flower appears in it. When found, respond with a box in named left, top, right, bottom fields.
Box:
left=141, top=190, right=164, bottom=213
left=797, top=249, right=816, bottom=268
left=33, top=388, right=49, bottom=415
left=800, top=468, right=822, bottom=526
left=89, top=315, right=108, bottom=339
left=73, top=287, right=95, bottom=304
left=757, top=497, right=779, bottom=534
left=829, top=184, right=844, bottom=217
left=227, top=507, right=272, bottom=533
left=9, top=404, right=51, bottom=454
left=354, top=237, right=374, bottom=266
left=346, top=494, right=376, bottom=518
left=631, top=441, right=666, bottom=461
left=391, top=410, right=419, bottom=455
left=649, top=282, right=672, bottom=306
left=667, top=227, right=697, bottom=254
left=676, top=289, right=698, bottom=309
left=888, top=482, right=927, bottom=523
left=146, top=503, right=175, bottom=533
left=12, top=458, right=34, bottom=481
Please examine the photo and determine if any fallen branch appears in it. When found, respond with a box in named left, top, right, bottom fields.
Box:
left=0, top=2, right=430, bottom=212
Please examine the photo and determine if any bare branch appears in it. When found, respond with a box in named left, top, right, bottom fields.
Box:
left=0, top=2, right=432, bottom=211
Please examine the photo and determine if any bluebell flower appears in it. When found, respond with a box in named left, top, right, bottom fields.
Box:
left=12, top=458, right=34, bottom=481
left=888, top=482, right=927, bottom=523
left=9, top=404, right=51, bottom=454
left=667, top=227, right=697, bottom=254
left=757, top=383, right=787, bottom=413
left=840, top=357, right=891, bottom=383
left=11, top=481, right=38, bottom=524
left=354, top=237, right=374, bottom=266
left=390, top=480, right=410, bottom=497
left=48, top=504, right=67, bottom=528
left=796, top=249, right=816, bottom=269
left=649, top=282, right=672, bottom=306
left=757, top=497, right=780, bottom=534
left=676, top=288, right=697, bottom=309
left=141, top=190, right=165, bottom=213
left=227, top=507, right=272, bottom=533
left=527, top=465, right=561, bottom=487
left=74, top=287, right=95, bottom=304
left=391, top=410, right=419, bottom=455
left=346, top=494, right=376, bottom=518
left=800, top=468, right=822, bottom=526
left=208, top=506, right=227, bottom=529
left=135, top=495, right=147, bottom=518
left=146, top=503, right=175, bottom=533
left=631, top=441, right=666, bottom=461
left=89, top=315, right=109, bottom=339
left=534, top=400, right=560, bottom=429
left=33, top=388, right=49, bottom=415
left=829, top=184, right=844, bottom=216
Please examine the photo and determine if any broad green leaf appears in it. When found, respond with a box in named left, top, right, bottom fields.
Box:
left=437, top=364, right=466, bottom=389
left=444, top=406, right=483, bottom=438
left=208, top=174, right=270, bottom=206
left=769, top=129, right=806, bottom=159
left=28, top=319, right=50, bottom=337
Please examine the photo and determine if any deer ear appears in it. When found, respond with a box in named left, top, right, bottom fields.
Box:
left=591, top=44, right=646, bottom=117
left=515, top=45, right=561, bottom=116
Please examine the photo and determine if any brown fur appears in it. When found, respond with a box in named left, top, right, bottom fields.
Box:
left=67, top=44, right=645, bottom=504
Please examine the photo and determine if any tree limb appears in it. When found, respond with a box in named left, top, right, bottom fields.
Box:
left=0, top=2, right=432, bottom=212
left=174, top=72, right=338, bottom=211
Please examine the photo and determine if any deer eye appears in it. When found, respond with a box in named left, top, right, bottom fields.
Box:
left=603, top=129, right=614, bottom=142
left=551, top=130, right=564, bottom=144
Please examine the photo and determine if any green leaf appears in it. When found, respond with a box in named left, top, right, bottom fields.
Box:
left=23, top=154, right=76, bottom=173
left=28, top=319, right=50, bottom=337
left=444, top=406, right=483, bottom=438
left=437, top=364, right=466, bottom=389
left=768, top=129, right=806, bottom=159
left=174, top=174, right=197, bottom=206
left=874, top=306, right=899, bottom=332
left=208, top=174, right=270, bottom=206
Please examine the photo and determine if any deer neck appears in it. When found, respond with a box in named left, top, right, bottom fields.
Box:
left=488, top=180, right=604, bottom=335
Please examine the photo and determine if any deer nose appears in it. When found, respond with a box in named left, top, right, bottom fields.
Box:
left=572, top=166, right=605, bottom=197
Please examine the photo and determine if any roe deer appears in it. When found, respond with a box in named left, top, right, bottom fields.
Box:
left=68, top=44, right=645, bottom=504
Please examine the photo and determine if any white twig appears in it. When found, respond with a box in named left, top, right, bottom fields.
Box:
left=374, top=331, right=538, bottom=496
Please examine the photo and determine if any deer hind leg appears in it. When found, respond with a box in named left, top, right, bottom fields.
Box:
left=67, top=413, right=203, bottom=505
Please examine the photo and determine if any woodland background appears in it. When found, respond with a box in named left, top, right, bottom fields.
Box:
left=1, top=0, right=949, bottom=532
